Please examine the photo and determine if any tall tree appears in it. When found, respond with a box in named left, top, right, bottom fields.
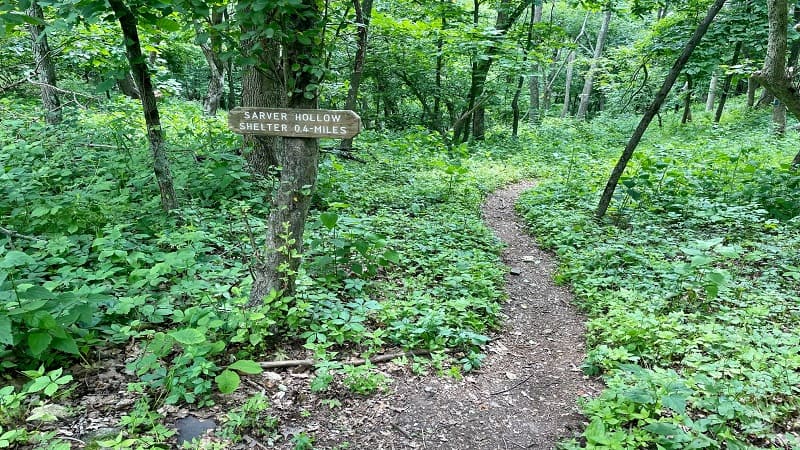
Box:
left=198, top=8, right=225, bottom=116
left=596, top=0, right=727, bottom=219
left=458, top=0, right=533, bottom=142
left=238, top=3, right=285, bottom=175
left=108, top=0, right=178, bottom=211
left=714, top=41, right=741, bottom=122
left=245, top=0, right=325, bottom=305
left=576, top=8, right=612, bottom=120
left=340, top=0, right=374, bottom=150
left=753, top=0, right=800, bottom=165
left=26, top=1, right=62, bottom=125
left=528, top=2, right=543, bottom=125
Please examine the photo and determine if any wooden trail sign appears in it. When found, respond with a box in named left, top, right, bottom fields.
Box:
left=228, top=107, right=361, bottom=139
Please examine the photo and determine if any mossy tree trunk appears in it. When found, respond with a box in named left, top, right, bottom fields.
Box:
left=27, top=1, right=62, bottom=125
left=109, top=0, right=178, bottom=211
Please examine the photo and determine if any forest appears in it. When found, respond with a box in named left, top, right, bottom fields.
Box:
left=1, top=0, right=799, bottom=448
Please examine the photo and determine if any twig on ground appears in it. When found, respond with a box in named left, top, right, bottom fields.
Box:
left=243, top=434, right=271, bottom=449
left=390, top=423, right=414, bottom=440
left=490, top=368, right=537, bottom=396
left=1, top=226, right=46, bottom=244
left=259, top=349, right=433, bottom=369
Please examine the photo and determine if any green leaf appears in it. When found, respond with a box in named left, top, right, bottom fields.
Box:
left=0, top=251, right=34, bottom=268
left=19, top=285, right=56, bottom=300
left=584, top=417, right=609, bottom=445
left=215, top=369, right=240, bottom=394
left=0, top=316, right=12, bottom=346
left=156, top=17, right=180, bottom=32
left=382, top=250, right=400, bottom=264
left=662, top=394, right=687, bottom=414
left=169, top=328, right=206, bottom=345
left=644, top=422, right=685, bottom=437
left=228, top=360, right=263, bottom=375
left=51, top=336, right=80, bottom=355
left=623, top=388, right=654, bottom=404
left=320, top=212, right=338, bottom=230
left=27, top=332, right=52, bottom=356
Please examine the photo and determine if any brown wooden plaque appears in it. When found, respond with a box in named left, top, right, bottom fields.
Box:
left=228, top=107, right=361, bottom=138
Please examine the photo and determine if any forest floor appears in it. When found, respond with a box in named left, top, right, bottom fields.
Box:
left=256, top=181, right=603, bottom=449
left=62, top=181, right=602, bottom=449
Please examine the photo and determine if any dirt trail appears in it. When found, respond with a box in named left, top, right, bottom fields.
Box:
left=304, top=181, right=602, bottom=449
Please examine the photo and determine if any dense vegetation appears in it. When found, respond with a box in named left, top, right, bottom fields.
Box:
left=2, top=0, right=800, bottom=448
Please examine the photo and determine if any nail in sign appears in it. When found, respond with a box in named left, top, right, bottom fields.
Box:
left=228, top=107, right=361, bottom=139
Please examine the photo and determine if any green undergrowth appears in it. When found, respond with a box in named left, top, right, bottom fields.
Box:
left=0, top=95, right=535, bottom=447
left=516, top=110, right=800, bottom=449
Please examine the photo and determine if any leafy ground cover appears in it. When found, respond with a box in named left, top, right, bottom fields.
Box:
left=0, top=95, right=532, bottom=448
left=516, top=108, right=800, bottom=449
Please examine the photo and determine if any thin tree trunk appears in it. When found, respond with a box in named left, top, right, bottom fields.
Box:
left=747, top=76, right=757, bottom=107
left=714, top=41, right=742, bottom=122
left=433, top=0, right=447, bottom=131
left=27, top=1, right=62, bottom=125
left=773, top=101, right=787, bottom=135
left=108, top=0, right=178, bottom=211
left=341, top=0, right=374, bottom=150
left=705, top=72, right=718, bottom=112
left=577, top=9, right=612, bottom=120
left=512, top=4, right=535, bottom=136
left=596, top=0, right=727, bottom=219
left=460, top=0, right=534, bottom=142
left=528, top=0, right=542, bottom=126
left=561, top=51, right=575, bottom=118
left=681, top=75, right=693, bottom=124
left=200, top=10, right=225, bottom=116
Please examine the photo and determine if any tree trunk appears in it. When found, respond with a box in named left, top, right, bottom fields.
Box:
left=248, top=0, right=323, bottom=306
left=109, top=0, right=178, bottom=211
left=596, top=0, right=727, bottom=219
left=747, top=76, right=757, bottom=107
left=773, top=101, right=787, bottom=135
left=681, top=75, right=693, bottom=124
left=27, top=1, right=62, bottom=125
left=577, top=9, right=612, bottom=120
left=528, top=2, right=543, bottom=126
left=240, top=22, right=284, bottom=176
left=754, top=0, right=800, bottom=120
left=433, top=0, right=447, bottom=132
left=200, top=10, right=225, bottom=116
left=561, top=51, right=575, bottom=118
left=705, top=72, right=718, bottom=112
left=117, top=72, right=140, bottom=99
left=714, top=41, right=742, bottom=122
left=459, top=0, right=533, bottom=142
left=341, top=0, right=374, bottom=150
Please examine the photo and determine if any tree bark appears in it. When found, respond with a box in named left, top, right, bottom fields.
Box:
left=528, top=3, right=543, bottom=125
left=109, top=0, right=178, bottom=211
left=714, top=41, right=742, bottom=122
left=200, top=10, right=225, bottom=116
left=340, top=0, right=374, bottom=150
left=681, top=75, right=693, bottom=124
left=561, top=51, right=575, bottom=118
left=576, top=9, right=612, bottom=120
left=705, top=72, right=718, bottom=112
left=27, top=1, right=62, bottom=125
left=459, top=0, right=533, bottom=142
left=773, top=101, right=787, bottom=135
left=747, top=76, right=757, bottom=107
left=596, top=0, right=727, bottom=219
left=239, top=20, right=285, bottom=176
left=248, top=0, right=323, bottom=306
left=754, top=0, right=800, bottom=122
